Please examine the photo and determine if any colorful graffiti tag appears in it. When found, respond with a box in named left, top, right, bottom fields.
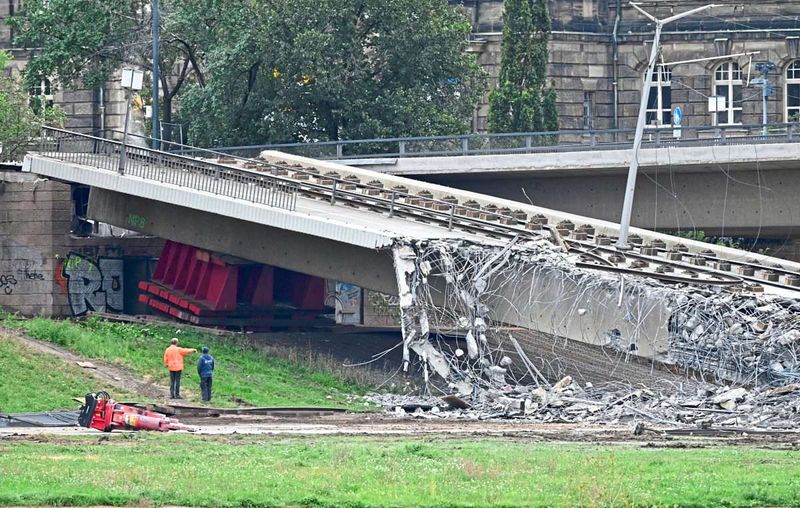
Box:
left=334, top=282, right=362, bottom=325
left=61, top=253, right=124, bottom=316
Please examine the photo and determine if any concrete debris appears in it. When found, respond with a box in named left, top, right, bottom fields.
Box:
left=366, top=379, right=800, bottom=429
left=552, top=376, right=573, bottom=393
left=383, top=236, right=800, bottom=427
left=710, top=387, right=748, bottom=405
left=668, top=288, right=800, bottom=385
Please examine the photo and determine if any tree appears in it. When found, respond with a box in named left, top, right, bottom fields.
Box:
left=9, top=0, right=485, bottom=146
left=0, top=51, right=65, bottom=161
left=487, top=0, right=557, bottom=133
left=8, top=0, right=202, bottom=136
left=179, top=0, right=486, bottom=146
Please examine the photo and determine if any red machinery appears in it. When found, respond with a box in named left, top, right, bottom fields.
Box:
left=78, top=392, right=196, bottom=432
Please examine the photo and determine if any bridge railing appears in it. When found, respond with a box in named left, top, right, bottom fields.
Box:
left=37, top=127, right=300, bottom=212
left=198, top=122, right=800, bottom=161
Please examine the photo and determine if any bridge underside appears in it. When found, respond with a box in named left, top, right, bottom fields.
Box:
left=420, top=167, right=800, bottom=239
left=88, top=189, right=397, bottom=295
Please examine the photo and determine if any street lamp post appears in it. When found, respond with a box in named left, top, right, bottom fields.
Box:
left=615, top=3, right=720, bottom=250
left=119, top=68, right=145, bottom=174
left=752, top=62, right=776, bottom=136
left=151, top=0, right=160, bottom=150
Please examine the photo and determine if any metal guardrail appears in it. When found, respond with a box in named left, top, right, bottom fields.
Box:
left=31, top=127, right=800, bottom=291
left=199, top=122, right=800, bottom=161
left=80, top=129, right=545, bottom=234
left=39, top=127, right=299, bottom=212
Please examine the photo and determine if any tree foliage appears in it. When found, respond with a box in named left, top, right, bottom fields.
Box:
left=487, top=0, right=557, bottom=133
left=0, top=51, right=64, bottom=161
left=10, top=0, right=485, bottom=146
left=9, top=0, right=203, bottom=130
left=180, top=0, right=486, bottom=146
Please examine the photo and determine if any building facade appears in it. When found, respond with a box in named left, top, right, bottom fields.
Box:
left=454, top=0, right=800, bottom=132
left=0, top=1, right=128, bottom=136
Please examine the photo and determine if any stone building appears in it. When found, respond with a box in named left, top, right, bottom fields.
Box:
left=0, top=1, right=128, bottom=135
left=454, top=0, right=800, bottom=132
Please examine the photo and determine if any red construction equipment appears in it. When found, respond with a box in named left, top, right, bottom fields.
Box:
left=78, top=392, right=196, bottom=432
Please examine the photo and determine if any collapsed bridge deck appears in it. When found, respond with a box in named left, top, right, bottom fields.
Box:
left=22, top=127, right=800, bottom=385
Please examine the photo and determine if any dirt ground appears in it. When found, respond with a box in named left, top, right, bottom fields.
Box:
left=4, top=327, right=800, bottom=448
left=3, top=328, right=171, bottom=400
left=250, top=328, right=406, bottom=366
left=3, top=412, right=800, bottom=450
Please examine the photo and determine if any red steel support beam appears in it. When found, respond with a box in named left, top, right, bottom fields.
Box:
left=245, top=265, right=274, bottom=307
left=152, top=240, right=179, bottom=282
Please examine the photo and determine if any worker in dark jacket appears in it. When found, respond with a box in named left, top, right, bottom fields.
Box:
left=197, top=346, right=215, bottom=402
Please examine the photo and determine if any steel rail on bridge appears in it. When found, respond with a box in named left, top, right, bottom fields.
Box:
left=39, top=127, right=300, bottom=212
left=195, top=122, right=800, bottom=161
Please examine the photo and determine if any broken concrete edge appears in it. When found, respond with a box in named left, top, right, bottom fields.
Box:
left=386, top=235, right=800, bottom=409
left=257, top=150, right=800, bottom=274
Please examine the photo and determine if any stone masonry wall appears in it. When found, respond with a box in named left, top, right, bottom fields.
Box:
left=0, top=171, right=65, bottom=315
left=0, top=171, right=163, bottom=317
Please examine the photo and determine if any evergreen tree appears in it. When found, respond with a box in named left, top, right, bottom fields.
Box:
left=488, top=0, right=558, bottom=133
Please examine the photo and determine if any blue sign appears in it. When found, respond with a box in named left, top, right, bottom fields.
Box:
left=673, top=106, right=683, bottom=126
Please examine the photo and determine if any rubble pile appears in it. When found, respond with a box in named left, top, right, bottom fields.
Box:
left=368, top=378, right=800, bottom=429
left=668, top=289, right=800, bottom=385
left=382, top=237, right=800, bottom=426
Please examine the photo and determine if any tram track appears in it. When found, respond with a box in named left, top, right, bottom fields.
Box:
left=223, top=155, right=800, bottom=292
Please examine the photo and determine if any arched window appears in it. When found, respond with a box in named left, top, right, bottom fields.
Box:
left=713, top=62, right=742, bottom=125
left=786, top=61, right=800, bottom=122
left=646, top=66, right=672, bottom=126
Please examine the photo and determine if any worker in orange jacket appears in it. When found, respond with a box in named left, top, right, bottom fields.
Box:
left=163, top=338, right=197, bottom=399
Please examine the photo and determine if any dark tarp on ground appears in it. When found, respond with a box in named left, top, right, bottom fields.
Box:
left=0, top=411, right=79, bottom=427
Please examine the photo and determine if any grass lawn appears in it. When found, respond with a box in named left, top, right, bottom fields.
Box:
left=0, top=336, right=133, bottom=413
left=0, top=434, right=798, bottom=507
left=0, top=315, right=370, bottom=410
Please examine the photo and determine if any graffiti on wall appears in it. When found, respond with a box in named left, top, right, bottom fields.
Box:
left=335, top=282, right=362, bottom=325
left=367, top=291, right=401, bottom=320
left=0, top=274, right=18, bottom=295
left=16, top=260, right=45, bottom=281
left=61, top=253, right=124, bottom=316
